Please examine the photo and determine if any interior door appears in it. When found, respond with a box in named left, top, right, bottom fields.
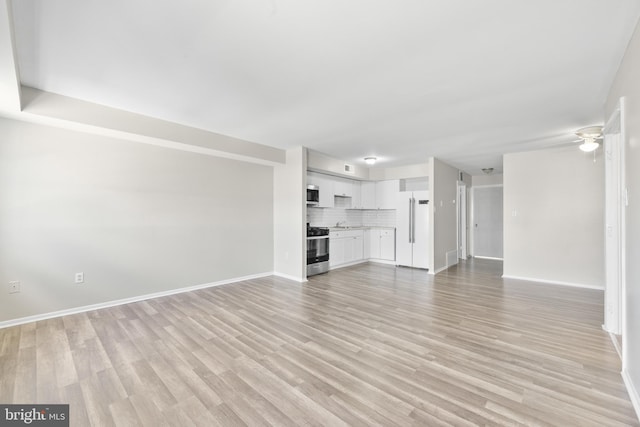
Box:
left=473, top=186, right=503, bottom=258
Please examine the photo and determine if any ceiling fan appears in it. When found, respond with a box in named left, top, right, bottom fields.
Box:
left=574, top=125, right=603, bottom=152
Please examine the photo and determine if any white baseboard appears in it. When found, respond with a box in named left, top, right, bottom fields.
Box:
left=501, top=274, right=604, bottom=290
left=368, top=259, right=397, bottom=266
left=0, top=271, right=272, bottom=330
left=329, top=259, right=368, bottom=270
left=473, top=255, right=504, bottom=261
left=605, top=329, right=622, bottom=360
left=430, top=264, right=450, bottom=275
left=272, top=271, right=307, bottom=283
left=622, top=369, right=640, bottom=422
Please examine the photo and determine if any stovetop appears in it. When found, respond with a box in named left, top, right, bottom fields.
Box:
left=307, top=226, right=329, bottom=237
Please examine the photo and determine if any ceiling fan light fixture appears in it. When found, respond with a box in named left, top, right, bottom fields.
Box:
left=575, top=125, right=603, bottom=153
left=364, top=157, right=377, bottom=165
left=579, top=139, right=600, bottom=152
left=481, top=167, right=494, bottom=174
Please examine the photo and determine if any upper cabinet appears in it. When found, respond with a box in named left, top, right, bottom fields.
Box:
left=307, top=171, right=334, bottom=208
left=351, top=181, right=362, bottom=209
left=375, top=180, right=399, bottom=209
left=307, top=172, right=398, bottom=210
left=333, top=177, right=353, bottom=198
left=361, top=181, right=376, bottom=209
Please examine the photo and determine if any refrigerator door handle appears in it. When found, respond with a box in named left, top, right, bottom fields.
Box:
left=411, top=198, right=416, bottom=243
left=408, top=198, right=413, bottom=243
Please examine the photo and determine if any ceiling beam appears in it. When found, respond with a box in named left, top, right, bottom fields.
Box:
left=17, top=87, right=286, bottom=166
left=0, top=0, right=21, bottom=111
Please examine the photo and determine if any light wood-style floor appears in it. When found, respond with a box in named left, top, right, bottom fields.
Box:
left=1, top=259, right=638, bottom=426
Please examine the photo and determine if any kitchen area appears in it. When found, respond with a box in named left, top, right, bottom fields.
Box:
left=306, top=170, right=430, bottom=276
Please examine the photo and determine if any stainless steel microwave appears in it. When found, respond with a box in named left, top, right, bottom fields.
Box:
left=307, top=185, right=319, bottom=204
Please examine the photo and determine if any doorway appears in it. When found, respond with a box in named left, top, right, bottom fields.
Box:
left=603, top=98, right=626, bottom=360
left=472, top=185, right=503, bottom=259
left=457, top=182, right=468, bottom=259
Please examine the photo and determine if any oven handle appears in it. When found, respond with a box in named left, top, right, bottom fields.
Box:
left=307, top=236, right=330, bottom=240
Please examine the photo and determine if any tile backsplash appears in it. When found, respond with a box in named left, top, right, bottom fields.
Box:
left=307, top=207, right=396, bottom=228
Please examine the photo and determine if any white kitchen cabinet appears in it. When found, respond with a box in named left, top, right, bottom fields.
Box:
left=363, top=229, right=371, bottom=259
left=332, top=177, right=353, bottom=198
left=351, top=181, right=362, bottom=209
left=379, top=229, right=396, bottom=260
left=307, top=172, right=334, bottom=208
left=329, top=230, right=364, bottom=268
left=375, top=180, right=399, bottom=209
left=361, top=181, right=376, bottom=209
left=368, top=228, right=396, bottom=261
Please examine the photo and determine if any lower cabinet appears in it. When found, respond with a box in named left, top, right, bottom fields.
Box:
left=330, top=228, right=395, bottom=269
left=329, top=230, right=364, bottom=268
left=368, top=228, right=396, bottom=261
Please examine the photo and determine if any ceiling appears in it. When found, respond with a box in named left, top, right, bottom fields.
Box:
left=9, top=0, right=640, bottom=174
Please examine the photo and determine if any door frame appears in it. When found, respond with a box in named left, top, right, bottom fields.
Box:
left=470, top=184, right=503, bottom=259
left=603, top=97, right=626, bottom=364
left=457, top=182, right=468, bottom=259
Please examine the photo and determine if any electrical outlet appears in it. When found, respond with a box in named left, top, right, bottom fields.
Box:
left=8, top=281, right=20, bottom=294
left=75, top=272, right=84, bottom=284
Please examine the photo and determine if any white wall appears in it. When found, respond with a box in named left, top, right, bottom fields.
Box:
left=0, top=117, right=274, bottom=324
left=274, top=147, right=306, bottom=281
left=369, top=163, right=430, bottom=181
left=472, top=174, right=503, bottom=186
left=606, top=17, right=640, bottom=417
left=431, top=158, right=459, bottom=273
left=307, top=149, right=369, bottom=180
left=503, top=146, right=604, bottom=288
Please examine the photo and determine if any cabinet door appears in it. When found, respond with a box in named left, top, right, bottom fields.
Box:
left=317, top=174, right=334, bottom=208
left=369, top=229, right=381, bottom=259
left=380, top=229, right=396, bottom=260
left=351, top=181, right=362, bottom=209
left=333, top=177, right=353, bottom=198
left=343, top=237, right=355, bottom=263
left=363, top=229, right=371, bottom=259
left=353, top=234, right=364, bottom=260
left=361, top=182, right=376, bottom=209
left=376, top=180, right=399, bottom=209
left=329, top=235, right=345, bottom=267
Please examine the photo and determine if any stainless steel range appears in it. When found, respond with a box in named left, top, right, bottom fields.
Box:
left=307, top=224, right=329, bottom=276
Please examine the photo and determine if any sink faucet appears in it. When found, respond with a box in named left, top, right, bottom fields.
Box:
left=336, top=221, right=346, bottom=227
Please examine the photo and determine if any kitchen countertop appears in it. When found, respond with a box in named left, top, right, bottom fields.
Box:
left=327, top=226, right=395, bottom=231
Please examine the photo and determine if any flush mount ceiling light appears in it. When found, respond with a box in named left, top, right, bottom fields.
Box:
left=364, top=157, right=377, bottom=165
left=481, top=167, right=494, bottom=174
left=575, top=125, right=603, bottom=152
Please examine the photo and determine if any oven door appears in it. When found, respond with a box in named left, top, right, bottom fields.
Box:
left=307, top=236, right=329, bottom=264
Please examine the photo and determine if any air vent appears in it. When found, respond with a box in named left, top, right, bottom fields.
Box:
left=344, top=163, right=354, bottom=174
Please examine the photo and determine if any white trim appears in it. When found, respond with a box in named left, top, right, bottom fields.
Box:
left=329, top=259, right=368, bottom=270
left=0, top=272, right=272, bottom=330
left=606, top=329, right=623, bottom=360
left=430, top=264, right=451, bottom=275
left=472, top=184, right=504, bottom=188
left=501, top=274, right=604, bottom=290
left=622, top=369, right=640, bottom=422
left=369, top=259, right=397, bottom=266
left=272, top=271, right=307, bottom=283
left=473, top=255, right=504, bottom=261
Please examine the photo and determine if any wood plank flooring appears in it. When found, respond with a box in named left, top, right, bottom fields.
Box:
left=1, top=259, right=638, bottom=426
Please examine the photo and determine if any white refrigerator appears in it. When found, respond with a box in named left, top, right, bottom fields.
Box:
left=396, top=191, right=430, bottom=269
